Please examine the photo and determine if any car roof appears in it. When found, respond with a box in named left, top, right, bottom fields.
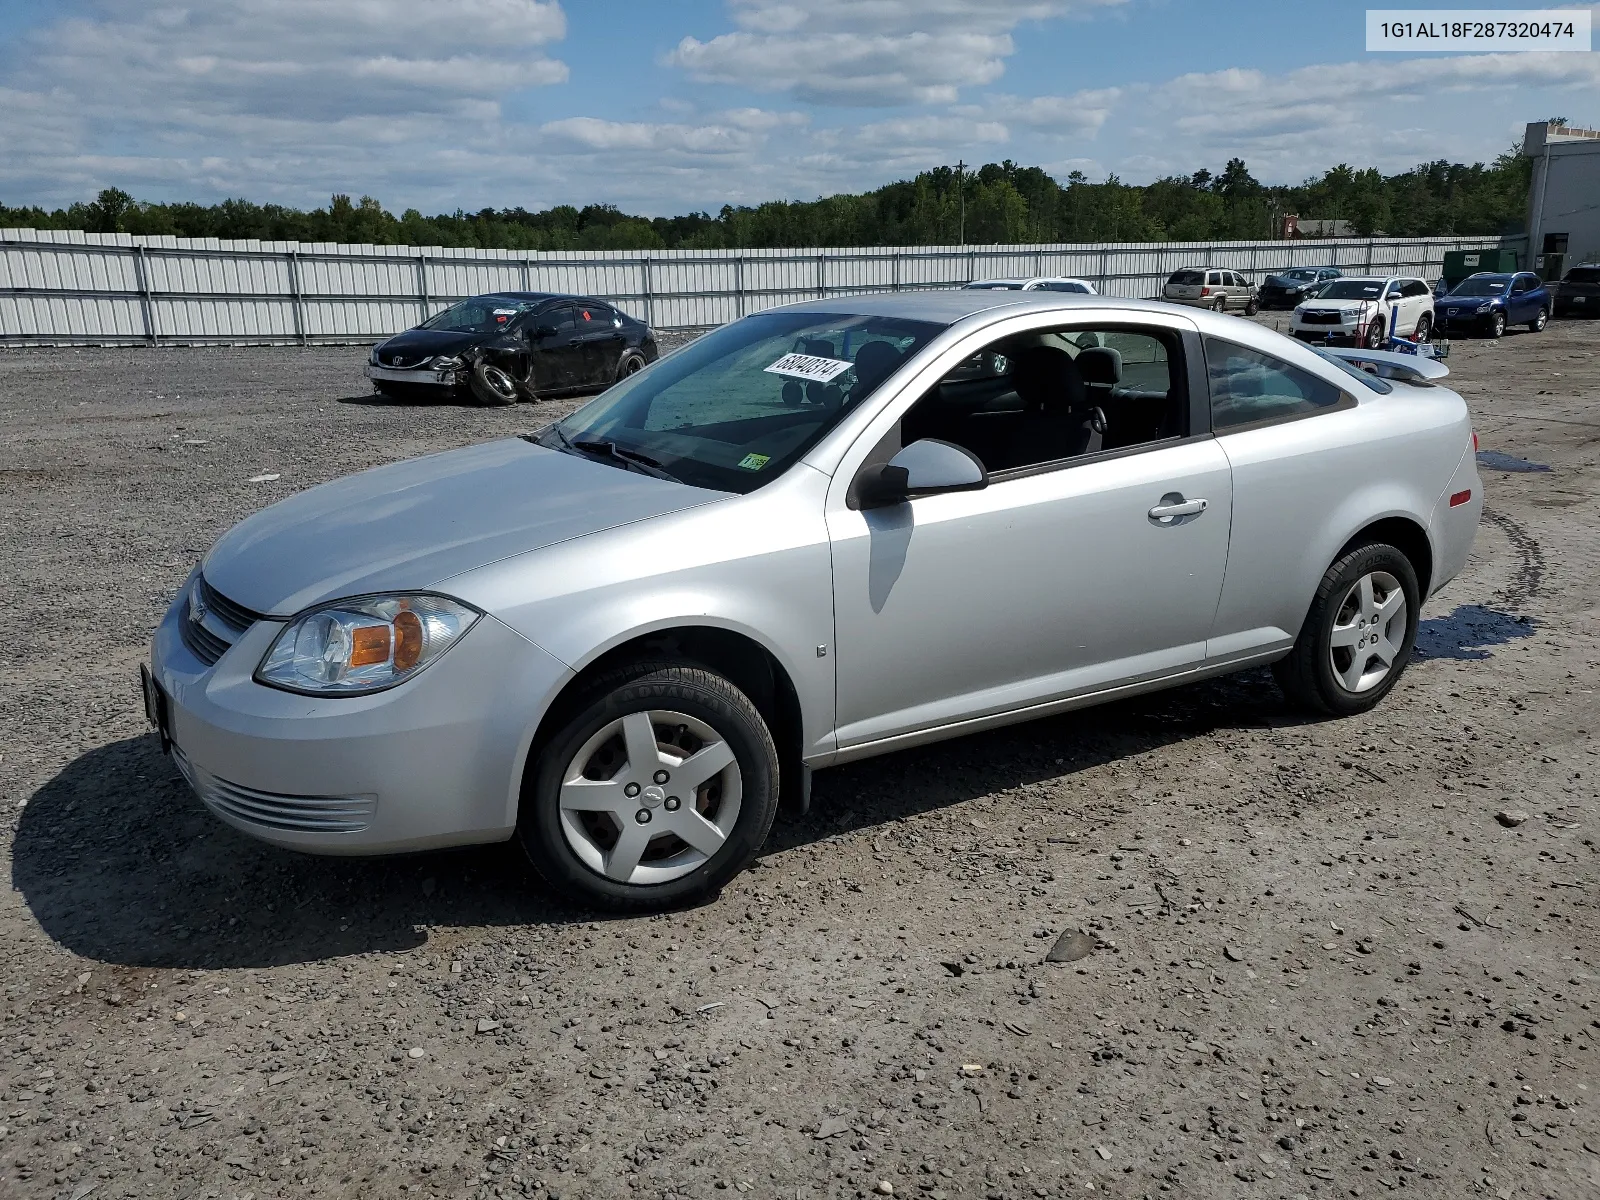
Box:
left=772, top=290, right=1190, bottom=324
left=475, top=291, right=612, bottom=306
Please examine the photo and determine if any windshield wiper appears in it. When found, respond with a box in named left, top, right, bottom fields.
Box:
left=570, top=438, right=679, bottom=481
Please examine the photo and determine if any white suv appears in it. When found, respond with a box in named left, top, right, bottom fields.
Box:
left=1290, top=275, right=1434, bottom=347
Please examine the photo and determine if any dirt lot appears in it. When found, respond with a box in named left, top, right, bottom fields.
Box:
left=1, top=318, right=1597, bottom=1200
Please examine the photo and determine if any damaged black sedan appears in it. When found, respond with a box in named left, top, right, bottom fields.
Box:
left=364, top=292, right=658, bottom=405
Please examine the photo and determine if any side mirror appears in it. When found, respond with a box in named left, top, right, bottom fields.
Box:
left=855, top=439, right=987, bottom=509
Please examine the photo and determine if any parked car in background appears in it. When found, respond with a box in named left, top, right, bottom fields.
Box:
left=963, top=277, right=1098, bottom=294
left=147, top=289, right=1480, bottom=911
left=1162, top=267, right=1258, bottom=314
left=1554, top=264, right=1600, bottom=318
left=1434, top=272, right=1550, bottom=338
left=365, top=292, right=657, bottom=405
left=1258, top=267, right=1342, bottom=310
left=1290, top=276, right=1434, bottom=348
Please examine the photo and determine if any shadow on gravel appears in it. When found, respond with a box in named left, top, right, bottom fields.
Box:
left=335, top=391, right=481, bottom=408
left=16, top=668, right=1306, bottom=970
left=12, top=734, right=575, bottom=970
left=1413, top=603, right=1536, bottom=662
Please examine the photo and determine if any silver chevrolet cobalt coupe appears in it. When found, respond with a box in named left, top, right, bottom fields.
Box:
left=146, top=291, right=1482, bottom=910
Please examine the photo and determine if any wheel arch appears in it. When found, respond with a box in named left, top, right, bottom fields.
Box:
left=1336, top=513, right=1434, bottom=599
left=519, top=622, right=807, bottom=817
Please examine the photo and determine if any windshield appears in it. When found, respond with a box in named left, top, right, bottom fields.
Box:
left=1279, top=269, right=1319, bottom=282
left=1448, top=276, right=1509, bottom=297
left=964, top=281, right=1023, bottom=290
left=420, top=297, right=537, bottom=333
left=542, top=311, right=943, bottom=494
left=1317, top=280, right=1384, bottom=300
left=1309, top=347, right=1393, bottom=393
left=1566, top=267, right=1600, bottom=284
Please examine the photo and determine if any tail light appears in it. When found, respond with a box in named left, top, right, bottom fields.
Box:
left=1472, top=430, right=1479, bottom=451
left=1200, top=287, right=1211, bottom=296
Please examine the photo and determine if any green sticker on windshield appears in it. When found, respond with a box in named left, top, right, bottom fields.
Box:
left=737, top=453, right=771, bottom=471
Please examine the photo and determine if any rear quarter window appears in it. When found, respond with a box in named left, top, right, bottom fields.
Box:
left=1204, top=337, right=1349, bottom=432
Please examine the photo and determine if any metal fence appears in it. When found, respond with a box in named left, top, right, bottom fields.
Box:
left=0, top=228, right=1515, bottom=346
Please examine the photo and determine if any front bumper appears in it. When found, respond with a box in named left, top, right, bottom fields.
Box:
left=1434, top=308, right=1494, bottom=331
left=364, top=363, right=460, bottom=388
left=149, top=593, right=573, bottom=855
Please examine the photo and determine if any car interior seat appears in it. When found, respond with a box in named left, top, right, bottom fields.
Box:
left=1003, top=346, right=1103, bottom=469
left=849, top=340, right=904, bottom=402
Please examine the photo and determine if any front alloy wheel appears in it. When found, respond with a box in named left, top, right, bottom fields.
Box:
left=1363, top=319, right=1387, bottom=349
left=1486, top=311, right=1506, bottom=339
left=519, top=663, right=779, bottom=911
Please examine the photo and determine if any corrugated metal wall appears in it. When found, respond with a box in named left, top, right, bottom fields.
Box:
left=0, top=229, right=1514, bottom=345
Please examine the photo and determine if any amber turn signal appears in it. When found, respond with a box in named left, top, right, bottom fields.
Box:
left=393, top=610, right=424, bottom=671
left=349, top=624, right=392, bottom=666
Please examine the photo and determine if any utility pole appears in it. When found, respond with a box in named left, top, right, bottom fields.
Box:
left=956, top=159, right=965, bottom=246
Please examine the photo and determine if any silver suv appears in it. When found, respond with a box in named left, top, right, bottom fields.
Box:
left=1163, top=267, right=1258, bottom=314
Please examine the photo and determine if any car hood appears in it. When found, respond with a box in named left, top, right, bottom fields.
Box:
left=1441, top=296, right=1503, bottom=307
left=374, top=328, right=485, bottom=360
left=202, top=439, right=724, bottom=616
left=1265, top=275, right=1312, bottom=288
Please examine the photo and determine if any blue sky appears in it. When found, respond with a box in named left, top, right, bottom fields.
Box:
left=0, top=0, right=1595, bottom=215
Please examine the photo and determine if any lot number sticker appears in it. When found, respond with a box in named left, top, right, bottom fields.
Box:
left=764, top=352, right=854, bottom=383
left=737, top=453, right=771, bottom=471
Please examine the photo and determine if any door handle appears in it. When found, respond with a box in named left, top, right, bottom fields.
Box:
left=1149, top=495, right=1208, bottom=523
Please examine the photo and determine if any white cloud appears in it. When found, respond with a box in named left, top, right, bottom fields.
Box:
left=668, top=0, right=1125, bottom=106
left=956, top=89, right=1121, bottom=135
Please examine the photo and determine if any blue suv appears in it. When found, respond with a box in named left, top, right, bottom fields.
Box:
left=1434, top=271, right=1550, bottom=338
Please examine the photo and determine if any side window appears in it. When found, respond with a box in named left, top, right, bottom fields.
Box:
left=1205, top=337, right=1347, bottom=432
left=1228, top=272, right=1244, bottom=287
left=1206, top=271, right=1221, bottom=287
left=544, top=305, right=578, bottom=334
left=1403, top=280, right=1429, bottom=298
left=899, top=326, right=1186, bottom=476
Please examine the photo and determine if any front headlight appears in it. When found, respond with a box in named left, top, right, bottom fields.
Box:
left=369, top=346, right=381, bottom=365
left=430, top=355, right=463, bottom=370
left=1475, top=302, right=1492, bottom=313
left=255, top=593, right=481, bottom=695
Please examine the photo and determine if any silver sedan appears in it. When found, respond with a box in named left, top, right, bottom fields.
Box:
left=145, top=291, right=1483, bottom=910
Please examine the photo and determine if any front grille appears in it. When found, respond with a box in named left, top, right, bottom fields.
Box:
left=198, top=576, right=261, bottom=633
left=174, top=748, right=376, bottom=834
left=1299, top=311, right=1343, bottom=325
left=178, top=576, right=262, bottom=667
left=179, top=616, right=231, bottom=666
left=381, top=353, right=428, bottom=368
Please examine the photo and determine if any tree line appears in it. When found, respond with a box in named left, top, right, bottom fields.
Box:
left=1, top=151, right=1529, bottom=252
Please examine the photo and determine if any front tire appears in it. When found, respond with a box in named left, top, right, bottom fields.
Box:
left=518, top=663, right=780, bottom=912
left=1273, top=542, right=1419, bottom=716
left=1486, top=310, right=1506, bottom=339
left=1529, top=307, right=1548, bottom=332
left=469, top=360, right=519, bottom=406
left=1363, top=319, right=1387, bottom=349
left=1244, top=296, right=1259, bottom=316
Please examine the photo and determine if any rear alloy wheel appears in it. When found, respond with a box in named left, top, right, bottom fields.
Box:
left=469, top=360, right=519, bottom=406
left=1274, top=542, right=1419, bottom=716
left=1486, top=310, right=1506, bottom=339
left=615, top=352, right=646, bottom=382
left=519, top=663, right=779, bottom=911
left=1529, top=307, right=1548, bottom=332
left=1213, top=296, right=1227, bottom=312
left=1413, top=313, right=1432, bottom=343
left=1363, top=319, right=1387, bottom=349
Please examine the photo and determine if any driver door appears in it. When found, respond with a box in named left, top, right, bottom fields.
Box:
left=528, top=304, right=584, bottom=392
left=824, top=314, right=1232, bottom=755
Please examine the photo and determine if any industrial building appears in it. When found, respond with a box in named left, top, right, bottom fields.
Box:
left=1523, top=121, right=1600, bottom=278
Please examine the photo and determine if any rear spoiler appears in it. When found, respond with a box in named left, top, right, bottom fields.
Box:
left=1321, top=346, right=1450, bottom=383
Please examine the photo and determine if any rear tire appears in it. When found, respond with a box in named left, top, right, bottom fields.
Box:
left=1529, top=307, right=1548, bottom=332
left=615, top=351, right=646, bottom=382
left=1273, top=542, right=1419, bottom=717
left=469, top=360, right=519, bottom=406
left=1413, top=313, right=1432, bottom=343
left=1213, top=297, right=1227, bottom=312
left=517, top=663, right=780, bottom=913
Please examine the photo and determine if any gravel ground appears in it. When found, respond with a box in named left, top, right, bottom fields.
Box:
left=1, top=318, right=1597, bottom=1200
